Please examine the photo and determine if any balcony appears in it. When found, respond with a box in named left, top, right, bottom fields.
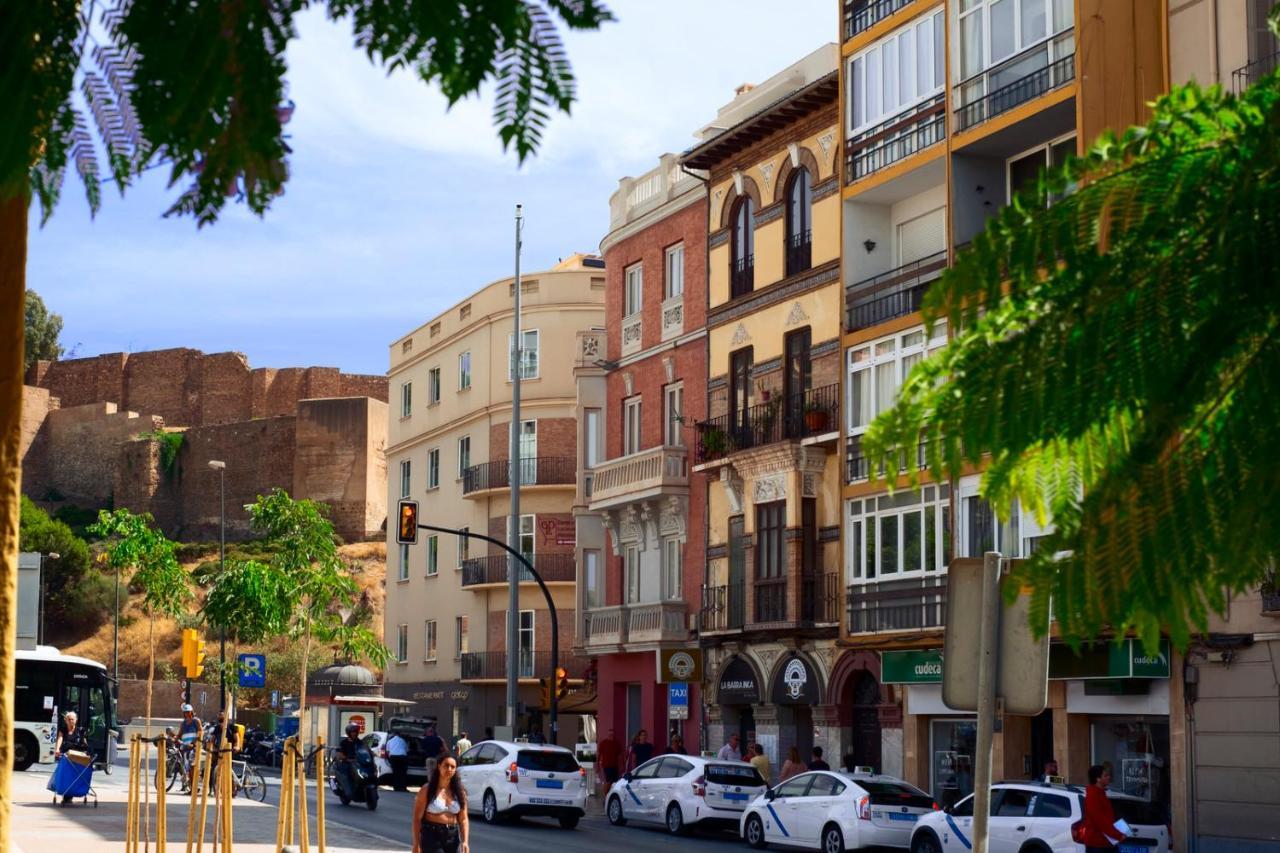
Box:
left=621, top=314, right=642, bottom=356
left=846, top=94, right=945, bottom=183
left=843, top=0, right=914, bottom=41
left=846, top=436, right=934, bottom=484
left=701, top=582, right=746, bottom=633
left=461, top=650, right=591, bottom=682
left=846, top=575, right=947, bottom=634
left=730, top=255, right=754, bottom=299
left=785, top=230, right=812, bottom=277
left=695, top=384, right=840, bottom=465
left=1233, top=49, right=1280, bottom=94
left=583, top=601, right=690, bottom=650
left=661, top=295, right=684, bottom=341
left=955, top=34, right=1075, bottom=133
left=588, top=445, right=688, bottom=511
left=845, top=250, right=947, bottom=332
left=461, top=456, right=575, bottom=496
left=460, top=553, right=575, bottom=588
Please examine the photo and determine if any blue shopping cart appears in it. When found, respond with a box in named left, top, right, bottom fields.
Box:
left=48, top=751, right=98, bottom=807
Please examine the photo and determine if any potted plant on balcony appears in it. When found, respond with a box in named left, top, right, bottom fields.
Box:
left=699, top=424, right=729, bottom=458
left=803, top=398, right=830, bottom=433
left=1261, top=567, right=1280, bottom=615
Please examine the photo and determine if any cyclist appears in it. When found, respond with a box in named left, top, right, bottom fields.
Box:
left=177, top=704, right=203, bottom=788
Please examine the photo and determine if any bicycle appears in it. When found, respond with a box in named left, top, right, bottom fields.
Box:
left=230, top=758, right=268, bottom=801
left=156, top=741, right=194, bottom=793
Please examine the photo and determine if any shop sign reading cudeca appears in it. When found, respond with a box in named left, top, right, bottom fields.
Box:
left=881, top=650, right=944, bottom=684
left=885, top=641, right=1171, bottom=685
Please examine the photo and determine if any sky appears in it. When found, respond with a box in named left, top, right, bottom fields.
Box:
left=26, top=1, right=834, bottom=377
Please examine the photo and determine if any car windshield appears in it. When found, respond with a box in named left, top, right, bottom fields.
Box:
left=516, top=750, right=580, bottom=772
left=706, top=764, right=765, bottom=786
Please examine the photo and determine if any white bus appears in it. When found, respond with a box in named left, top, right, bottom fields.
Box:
left=15, top=646, right=117, bottom=771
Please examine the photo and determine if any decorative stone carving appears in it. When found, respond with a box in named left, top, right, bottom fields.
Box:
left=621, top=317, right=642, bottom=355
left=785, top=301, right=809, bottom=326
left=639, top=501, right=658, bottom=542
left=659, top=496, right=687, bottom=537
left=620, top=505, right=643, bottom=547
left=662, top=303, right=683, bottom=340
left=623, top=372, right=634, bottom=396
left=720, top=466, right=744, bottom=514
left=662, top=356, right=676, bottom=384
left=817, top=132, right=835, bottom=164
left=581, top=335, right=600, bottom=360
left=731, top=323, right=751, bottom=346
left=760, top=162, right=775, bottom=192
left=733, top=170, right=744, bottom=195
left=757, top=647, right=781, bottom=674
left=802, top=473, right=817, bottom=498
left=601, top=510, right=621, bottom=555
left=753, top=473, right=786, bottom=503
left=788, top=142, right=800, bottom=169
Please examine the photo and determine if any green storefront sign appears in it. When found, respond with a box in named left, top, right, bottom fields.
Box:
left=882, top=640, right=1169, bottom=685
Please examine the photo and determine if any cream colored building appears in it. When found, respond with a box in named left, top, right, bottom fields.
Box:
left=384, top=255, right=605, bottom=745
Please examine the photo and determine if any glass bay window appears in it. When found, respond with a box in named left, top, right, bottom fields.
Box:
left=848, top=10, right=944, bottom=136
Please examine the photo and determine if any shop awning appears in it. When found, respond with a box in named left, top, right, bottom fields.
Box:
left=330, top=695, right=415, bottom=705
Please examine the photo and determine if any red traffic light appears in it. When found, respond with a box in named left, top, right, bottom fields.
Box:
left=397, top=500, right=419, bottom=545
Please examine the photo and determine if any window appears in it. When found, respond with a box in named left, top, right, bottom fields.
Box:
left=426, top=535, right=439, bottom=576
left=730, top=347, right=753, bottom=434
left=774, top=776, right=812, bottom=798
left=428, top=367, right=441, bottom=404
left=730, top=198, right=755, bottom=297
left=1008, top=134, right=1076, bottom=202
left=625, top=263, right=643, bottom=316
left=517, top=610, right=535, bottom=677
left=665, top=244, right=684, bottom=299
left=396, top=624, right=408, bottom=663
left=398, top=543, right=410, bottom=581
left=808, top=775, right=847, bottom=797
left=957, top=0, right=1073, bottom=81
left=584, top=408, right=602, bottom=497
left=846, top=324, right=947, bottom=442
left=457, top=527, right=469, bottom=567
left=785, top=168, right=812, bottom=276
left=509, top=329, right=540, bottom=380
left=458, top=351, right=472, bottom=390
left=454, top=616, right=469, bottom=659
left=958, top=478, right=1052, bottom=558
left=625, top=546, right=641, bottom=604
left=847, top=11, right=944, bottom=134
left=399, top=459, right=411, bottom=498
left=424, top=620, right=437, bottom=661
left=662, top=538, right=683, bottom=601
left=584, top=549, right=602, bottom=608
left=664, top=384, right=684, bottom=447
left=509, top=514, right=535, bottom=559
left=400, top=382, right=412, bottom=418
left=845, top=485, right=951, bottom=582
left=457, top=436, right=471, bottom=478
left=995, top=788, right=1033, bottom=816
left=756, top=502, right=785, bottom=580
left=428, top=449, right=440, bottom=489
left=623, top=396, right=642, bottom=456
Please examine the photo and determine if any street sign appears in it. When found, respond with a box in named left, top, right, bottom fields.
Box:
left=238, top=653, right=267, bottom=689
left=657, top=648, right=703, bottom=683
left=668, top=682, right=689, bottom=720
left=943, top=557, right=1049, bottom=716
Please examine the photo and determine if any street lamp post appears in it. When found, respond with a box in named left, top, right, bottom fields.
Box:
left=208, top=460, right=227, bottom=711
left=37, top=551, right=59, bottom=646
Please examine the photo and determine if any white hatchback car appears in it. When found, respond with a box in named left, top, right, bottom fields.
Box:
left=741, top=771, right=937, bottom=853
left=909, top=782, right=1171, bottom=853
left=606, top=755, right=768, bottom=834
left=456, top=740, right=587, bottom=828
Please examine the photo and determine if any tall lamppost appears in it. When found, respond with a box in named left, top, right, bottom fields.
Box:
left=208, top=460, right=227, bottom=711
left=38, top=551, right=59, bottom=646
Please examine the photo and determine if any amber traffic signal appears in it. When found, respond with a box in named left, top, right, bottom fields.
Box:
left=555, top=666, right=569, bottom=699
left=397, top=500, right=419, bottom=545
left=182, top=628, right=206, bottom=678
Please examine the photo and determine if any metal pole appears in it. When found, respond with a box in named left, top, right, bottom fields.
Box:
left=219, top=467, right=227, bottom=713
left=970, top=551, right=1003, bottom=853
left=113, top=563, right=120, bottom=683
left=507, top=204, right=524, bottom=733
left=38, top=554, right=45, bottom=645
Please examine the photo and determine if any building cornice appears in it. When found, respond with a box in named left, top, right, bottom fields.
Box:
left=599, top=187, right=706, bottom=255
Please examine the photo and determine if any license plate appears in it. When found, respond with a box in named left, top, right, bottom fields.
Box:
left=723, top=792, right=749, bottom=802
left=887, top=812, right=918, bottom=822
left=1120, top=845, right=1150, bottom=853
left=536, top=779, right=564, bottom=789
left=529, top=797, right=571, bottom=805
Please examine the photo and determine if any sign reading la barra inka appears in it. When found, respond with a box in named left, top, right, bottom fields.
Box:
left=657, top=648, right=703, bottom=684
left=883, top=640, right=1171, bottom=685
left=717, top=656, right=759, bottom=703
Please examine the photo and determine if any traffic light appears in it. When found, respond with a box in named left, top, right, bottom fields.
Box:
left=182, top=628, right=206, bottom=678
left=397, top=500, right=419, bottom=545
left=539, top=677, right=552, bottom=709
left=555, top=666, right=569, bottom=699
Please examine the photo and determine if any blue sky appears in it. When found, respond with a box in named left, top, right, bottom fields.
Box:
left=27, top=2, right=833, bottom=376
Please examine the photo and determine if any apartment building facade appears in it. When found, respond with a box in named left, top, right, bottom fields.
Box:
left=681, top=46, right=845, bottom=778
left=835, top=0, right=1168, bottom=820
left=384, top=255, right=605, bottom=747
left=574, top=154, right=709, bottom=754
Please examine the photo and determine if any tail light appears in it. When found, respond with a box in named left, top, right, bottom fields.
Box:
left=508, top=762, right=519, bottom=783
left=579, top=767, right=587, bottom=788
left=932, top=802, right=941, bottom=811
left=692, top=775, right=706, bottom=797
left=1070, top=819, right=1087, bottom=844
left=856, top=795, right=871, bottom=820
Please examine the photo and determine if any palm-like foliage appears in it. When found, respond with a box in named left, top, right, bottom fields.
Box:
left=864, top=67, right=1280, bottom=650
left=4, top=0, right=612, bottom=224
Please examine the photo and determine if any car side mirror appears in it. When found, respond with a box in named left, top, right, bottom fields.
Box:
left=942, top=804, right=952, bottom=815
left=623, top=772, right=633, bottom=782
left=764, top=788, right=777, bottom=801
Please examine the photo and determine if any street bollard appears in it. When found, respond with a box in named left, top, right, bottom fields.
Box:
left=315, top=737, right=326, bottom=853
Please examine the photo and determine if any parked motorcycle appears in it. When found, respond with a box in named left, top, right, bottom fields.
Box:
left=330, top=741, right=379, bottom=811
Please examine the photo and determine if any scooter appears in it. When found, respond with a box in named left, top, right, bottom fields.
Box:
left=330, top=742, right=379, bottom=811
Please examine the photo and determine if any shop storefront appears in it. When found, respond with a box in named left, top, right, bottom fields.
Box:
left=714, top=655, right=762, bottom=751
left=769, top=653, right=822, bottom=763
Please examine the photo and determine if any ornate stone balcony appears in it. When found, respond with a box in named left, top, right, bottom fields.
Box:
left=588, top=445, right=689, bottom=512
left=583, top=600, right=690, bottom=652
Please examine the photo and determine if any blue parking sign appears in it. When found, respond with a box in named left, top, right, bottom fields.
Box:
left=668, top=682, right=688, bottom=706
left=238, top=653, right=266, bottom=688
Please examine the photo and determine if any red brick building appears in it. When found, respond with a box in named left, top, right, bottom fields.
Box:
left=576, top=153, right=708, bottom=755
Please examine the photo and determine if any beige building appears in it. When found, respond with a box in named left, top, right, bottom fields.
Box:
left=384, top=255, right=605, bottom=745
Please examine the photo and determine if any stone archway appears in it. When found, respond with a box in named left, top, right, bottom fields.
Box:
left=849, top=670, right=883, bottom=773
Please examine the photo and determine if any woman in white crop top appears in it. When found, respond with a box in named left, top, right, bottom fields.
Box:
left=413, top=755, right=468, bottom=853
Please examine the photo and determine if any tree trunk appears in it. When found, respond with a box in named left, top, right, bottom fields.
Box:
left=0, top=185, right=29, bottom=852
left=298, top=613, right=312, bottom=747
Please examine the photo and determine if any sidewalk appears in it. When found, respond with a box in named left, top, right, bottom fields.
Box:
left=11, top=765, right=404, bottom=853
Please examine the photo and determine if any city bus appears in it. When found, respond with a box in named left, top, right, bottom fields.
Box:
left=15, top=647, right=117, bottom=771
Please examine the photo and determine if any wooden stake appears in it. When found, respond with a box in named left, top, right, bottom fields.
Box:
left=196, top=742, right=212, bottom=853
left=222, top=748, right=233, bottom=853
left=315, top=736, right=326, bottom=853
left=186, top=740, right=203, bottom=853
left=157, top=744, right=167, bottom=852
left=127, top=735, right=139, bottom=853
left=297, top=742, right=309, bottom=853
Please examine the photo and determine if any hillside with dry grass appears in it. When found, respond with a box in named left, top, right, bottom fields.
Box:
left=60, top=541, right=387, bottom=688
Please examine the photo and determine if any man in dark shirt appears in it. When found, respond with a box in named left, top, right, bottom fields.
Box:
left=597, top=729, right=621, bottom=786
left=336, top=723, right=362, bottom=798
left=808, top=746, right=830, bottom=771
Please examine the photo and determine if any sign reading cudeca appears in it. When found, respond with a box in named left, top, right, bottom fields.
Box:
left=882, top=650, right=944, bottom=684
left=657, top=648, right=703, bottom=684
left=884, top=641, right=1171, bottom=685
left=770, top=654, right=819, bottom=705
left=717, top=656, right=760, bottom=704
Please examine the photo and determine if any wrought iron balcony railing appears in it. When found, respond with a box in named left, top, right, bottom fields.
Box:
left=1233, top=49, right=1280, bottom=93
left=843, top=0, right=914, bottom=40
left=845, top=250, right=947, bottom=332
left=846, top=576, right=947, bottom=634
left=460, top=650, right=590, bottom=681
left=460, top=553, right=575, bottom=587
left=955, top=36, right=1075, bottom=132
left=846, top=94, right=945, bottom=183
left=695, top=384, right=839, bottom=464
left=785, top=230, right=812, bottom=278
left=701, top=582, right=746, bottom=632
left=461, top=456, right=575, bottom=495
left=730, top=255, right=755, bottom=299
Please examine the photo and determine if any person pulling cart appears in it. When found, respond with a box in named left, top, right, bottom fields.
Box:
left=48, top=710, right=97, bottom=806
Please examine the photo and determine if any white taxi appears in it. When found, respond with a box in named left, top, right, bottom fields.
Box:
left=741, top=771, right=937, bottom=852
left=456, top=740, right=587, bottom=828
left=606, top=755, right=767, bottom=834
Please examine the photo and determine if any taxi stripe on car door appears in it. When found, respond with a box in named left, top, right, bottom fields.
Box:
left=766, top=804, right=790, bottom=838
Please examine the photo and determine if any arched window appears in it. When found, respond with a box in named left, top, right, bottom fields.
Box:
left=730, top=197, right=755, bottom=298
left=785, top=167, right=812, bottom=276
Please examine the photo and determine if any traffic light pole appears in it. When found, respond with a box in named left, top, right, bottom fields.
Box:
left=508, top=205, right=524, bottom=737
left=416, top=522, right=560, bottom=738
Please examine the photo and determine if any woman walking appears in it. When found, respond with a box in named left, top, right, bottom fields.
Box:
left=779, top=746, right=805, bottom=782
left=626, top=730, right=653, bottom=771
left=413, top=754, right=469, bottom=853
